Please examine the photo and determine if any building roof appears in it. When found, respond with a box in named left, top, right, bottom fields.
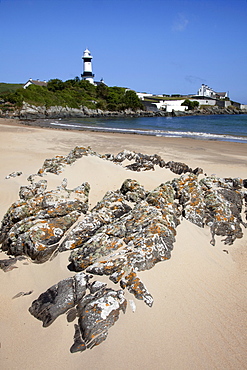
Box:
left=24, top=79, right=47, bottom=88
left=29, top=79, right=47, bottom=86
left=216, top=92, right=227, bottom=97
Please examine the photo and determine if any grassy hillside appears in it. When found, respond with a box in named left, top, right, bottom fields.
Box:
left=0, top=79, right=144, bottom=112
left=0, top=83, right=24, bottom=95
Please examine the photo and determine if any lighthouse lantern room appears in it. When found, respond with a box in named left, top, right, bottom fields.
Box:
left=81, top=48, right=95, bottom=84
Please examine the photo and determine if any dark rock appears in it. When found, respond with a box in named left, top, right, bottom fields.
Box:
left=70, top=324, right=87, bottom=353
left=12, top=290, right=33, bottom=299
left=192, top=167, right=204, bottom=175
left=0, top=256, right=26, bottom=272
left=125, top=161, right=155, bottom=171
left=74, top=288, right=126, bottom=351
left=166, top=161, right=191, bottom=175
left=66, top=308, right=78, bottom=323
left=5, top=171, right=22, bottom=179
left=29, top=272, right=89, bottom=327
left=29, top=272, right=126, bottom=353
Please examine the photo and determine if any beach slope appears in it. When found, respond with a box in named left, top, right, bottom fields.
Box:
left=0, top=118, right=246, bottom=370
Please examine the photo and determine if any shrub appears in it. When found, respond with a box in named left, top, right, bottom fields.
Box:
left=182, top=99, right=199, bottom=110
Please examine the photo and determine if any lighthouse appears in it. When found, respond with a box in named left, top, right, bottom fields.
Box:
left=81, top=48, right=95, bottom=84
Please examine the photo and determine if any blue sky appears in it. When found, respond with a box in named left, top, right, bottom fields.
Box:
left=1, top=0, right=247, bottom=103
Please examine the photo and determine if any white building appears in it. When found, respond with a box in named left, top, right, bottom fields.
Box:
left=23, top=79, right=47, bottom=89
left=136, top=92, right=154, bottom=100
left=81, top=48, right=95, bottom=85
left=153, top=100, right=187, bottom=112
left=190, top=97, right=216, bottom=106
left=197, top=84, right=228, bottom=99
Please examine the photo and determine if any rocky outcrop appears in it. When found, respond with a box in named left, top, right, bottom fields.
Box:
left=5, top=171, right=22, bottom=179
left=35, top=146, right=203, bottom=176
left=25, top=174, right=247, bottom=352
left=18, top=103, right=149, bottom=120
left=0, top=179, right=90, bottom=262
left=29, top=272, right=127, bottom=353
left=1, top=102, right=245, bottom=120
left=172, top=174, right=246, bottom=245
left=9, top=102, right=244, bottom=120
left=37, top=146, right=99, bottom=175
left=1, top=148, right=246, bottom=354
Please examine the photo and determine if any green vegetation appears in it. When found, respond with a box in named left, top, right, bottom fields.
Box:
left=0, top=79, right=144, bottom=112
left=143, top=95, right=185, bottom=103
left=181, top=99, right=199, bottom=110
left=0, top=82, right=24, bottom=95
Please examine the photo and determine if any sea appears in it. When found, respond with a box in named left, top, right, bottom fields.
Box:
left=34, top=114, right=247, bottom=144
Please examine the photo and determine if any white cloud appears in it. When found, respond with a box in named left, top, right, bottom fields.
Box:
left=172, top=13, right=189, bottom=32
left=185, top=75, right=206, bottom=84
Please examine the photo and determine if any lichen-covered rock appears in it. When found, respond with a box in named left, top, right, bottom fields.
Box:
left=59, top=190, right=132, bottom=252
left=204, top=188, right=244, bottom=245
left=120, top=179, right=147, bottom=202
left=172, top=174, right=205, bottom=227
left=2, top=211, right=80, bottom=262
left=34, top=146, right=204, bottom=178
left=172, top=174, right=245, bottom=245
left=69, top=182, right=179, bottom=306
left=0, top=181, right=90, bottom=262
left=73, top=287, right=126, bottom=352
left=19, top=179, right=48, bottom=200
left=120, top=270, right=153, bottom=307
left=2, top=146, right=247, bottom=355
left=69, top=233, right=125, bottom=271
left=113, top=149, right=137, bottom=163
left=37, top=146, right=99, bottom=175
left=200, top=176, right=243, bottom=191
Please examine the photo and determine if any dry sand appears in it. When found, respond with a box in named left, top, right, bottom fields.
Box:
left=0, top=118, right=246, bottom=369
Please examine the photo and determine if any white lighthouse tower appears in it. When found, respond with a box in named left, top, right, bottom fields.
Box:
left=81, top=48, right=95, bottom=84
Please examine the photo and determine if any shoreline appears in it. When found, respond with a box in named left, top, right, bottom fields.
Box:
left=0, top=117, right=247, bottom=369
left=0, top=117, right=247, bottom=174
left=1, top=114, right=247, bottom=144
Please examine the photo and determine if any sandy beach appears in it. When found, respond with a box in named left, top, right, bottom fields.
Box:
left=0, top=117, right=246, bottom=370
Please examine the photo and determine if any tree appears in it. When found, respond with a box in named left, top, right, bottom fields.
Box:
left=123, top=90, right=143, bottom=110
left=47, top=79, right=64, bottom=92
left=182, top=99, right=199, bottom=110
left=96, top=83, right=108, bottom=99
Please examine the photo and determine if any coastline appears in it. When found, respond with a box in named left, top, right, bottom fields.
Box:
left=3, top=109, right=247, bottom=144
left=0, top=117, right=247, bottom=369
left=0, top=117, right=246, bottom=178
left=1, top=101, right=246, bottom=122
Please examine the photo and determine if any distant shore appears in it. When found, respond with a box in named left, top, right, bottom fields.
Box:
left=1, top=102, right=247, bottom=121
